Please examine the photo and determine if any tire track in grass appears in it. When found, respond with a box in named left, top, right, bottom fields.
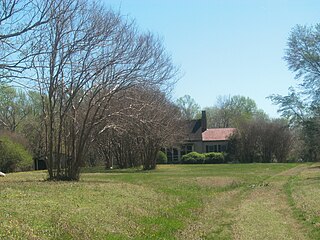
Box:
left=176, top=165, right=307, bottom=240
left=176, top=189, right=243, bottom=240
left=175, top=176, right=248, bottom=240
left=285, top=163, right=320, bottom=239
left=232, top=165, right=308, bottom=240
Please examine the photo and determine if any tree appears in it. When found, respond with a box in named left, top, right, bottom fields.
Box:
left=0, top=0, right=53, bottom=83
left=176, top=95, right=201, bottom=120
left=270, top=24, right=320, bottom=120
left=227, top=118, right=293, bottom=163
left=0, top=84, right=31, bottom=132
left=92, top=87, right=185, bottom=170
left=269, top=24, right=320, bottom=161
left=29, top=0, right=177, bottom=180
left=205, top=95, right=264, bottom=128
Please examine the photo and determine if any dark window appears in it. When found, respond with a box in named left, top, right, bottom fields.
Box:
left=206, top=145, right=223, bottom=153
left=221, top=145, right=227, bottom=152
left=166, top=148, right=172, bottom=162
left=166, top=148, right=181, bottom=163
left=206, top=145, right=215, bottom=153
left=181, top=144, right=193, bottom=156
left=173, top=148, right=179, bottom=162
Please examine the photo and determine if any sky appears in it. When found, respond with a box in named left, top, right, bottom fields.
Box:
left=104, top=0, right=320, bottom=117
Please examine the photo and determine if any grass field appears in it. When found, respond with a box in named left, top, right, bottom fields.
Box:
left=0, top=163, right=319, bottom=239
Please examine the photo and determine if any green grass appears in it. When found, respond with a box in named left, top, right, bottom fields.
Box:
left=0, top=163, right=319, bottom=239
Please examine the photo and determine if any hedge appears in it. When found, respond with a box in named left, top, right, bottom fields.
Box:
left=181, top=151, right=225, bottom=164
left=181, top=152, right=205, bottom=164
left=204, top=152, right=225, bottom=164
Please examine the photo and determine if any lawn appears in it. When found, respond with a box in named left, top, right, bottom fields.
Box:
left=0, top=163, right=319, bottom=239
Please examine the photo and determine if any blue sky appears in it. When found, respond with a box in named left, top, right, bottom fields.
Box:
left=105, top=0, right=320, bottom=117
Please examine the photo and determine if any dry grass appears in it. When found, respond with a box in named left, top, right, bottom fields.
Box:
left=0, top=163, right=318, bottom=239
left=195, top=176, right=241, bottom=187
left=288, top=164, right=320, bottom=238
left=233, top=185, right=307, bottom=240
left=0, top=177, right=168, bottom=239
left=176, top=190, right=242, bottom=240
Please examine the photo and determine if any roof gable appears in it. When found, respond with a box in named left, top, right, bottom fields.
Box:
left=186, top=119, right=202, bottom=141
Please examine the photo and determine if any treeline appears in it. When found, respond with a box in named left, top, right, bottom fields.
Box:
left=0, top=0, right=183, bottom=180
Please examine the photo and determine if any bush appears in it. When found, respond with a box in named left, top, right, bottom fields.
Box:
left=181, top=152, right=205, bottom=164
left=204, top=152, right=225, bottom=164
left=181, top=152, right=226, bottom=164
left=156, top=151, right=168, bottom=164
left=0, top=136, right=33, bottom=172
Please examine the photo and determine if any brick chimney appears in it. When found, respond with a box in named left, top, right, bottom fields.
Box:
left=201, top=110, right=207, bottom=132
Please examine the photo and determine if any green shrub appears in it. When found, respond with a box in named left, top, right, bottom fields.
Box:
left=181, top=152, right=205, bottom=164
left=156, top=151, right=168, bottom=164
left=204, top=152, right=225, bottom=164
left=0, top=136, right=33, bottom=172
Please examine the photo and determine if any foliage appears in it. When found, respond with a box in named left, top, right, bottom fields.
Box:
left=181, top=152, right=205, bottom=164
left=204, top=152, right=225, bottom=164
left=269, top=24, right=320, bottom=162
left=176, top=95, right=201, bottom=120
left=181, top=152, right=225, bottom=164
left=0, top=136, right=33, bottom=172
left=205, top=95, right=267, bottom=128
left=156, top=151, right=168, bottom=164
left=0, top=84, right=31, bottom=132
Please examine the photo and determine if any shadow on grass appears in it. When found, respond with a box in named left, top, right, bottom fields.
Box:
left=309, top=165, right=320, bottom=170
left=0, top=178, right=47, bottom=183
left=81, top=166, right=153, bottom=174
left=306, top=176, right=320, bottom=181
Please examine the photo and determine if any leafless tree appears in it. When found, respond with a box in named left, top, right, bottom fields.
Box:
left=92, top=86, right=185, bottom=170
left=227, top=118, right=293, bottom=163
left=29, top=0, right=177, bottom=180
left=0, top=0, right=53, bottom=83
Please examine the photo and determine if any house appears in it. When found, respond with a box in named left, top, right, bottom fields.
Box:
left=165, top=111, right=236, bottom=163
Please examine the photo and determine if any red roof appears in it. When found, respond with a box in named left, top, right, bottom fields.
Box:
left=202, top=128, right=236, bottom=141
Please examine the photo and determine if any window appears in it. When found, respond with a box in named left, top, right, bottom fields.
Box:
left=217, top=145, right=221, bottom=152
left=181, top=144, right=193, bottom=156
left=166, top=148, right=179, bottom=163
left=206, top=145, right=214, bottom=153
left=206, top=144, right=222, bottom=153
left=221, top=145, right=227, bottom=152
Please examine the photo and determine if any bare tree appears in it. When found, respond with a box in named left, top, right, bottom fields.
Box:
left=227, top=118, right=293, bottom=163
left=0, top=0, right=53, bottom=82
left=92, top=86, right=185, bottom=170
left=30, top=0, right=177, bottom=180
